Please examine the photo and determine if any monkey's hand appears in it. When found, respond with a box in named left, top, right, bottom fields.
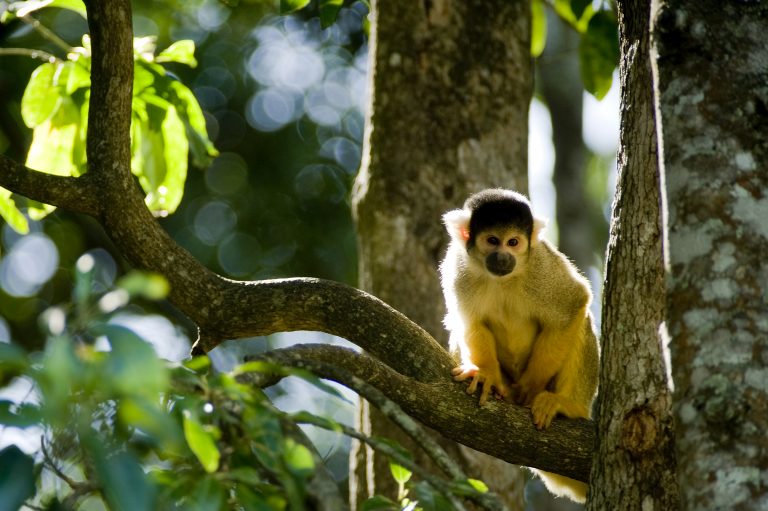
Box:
left=452, top=363, right=509, bottom=405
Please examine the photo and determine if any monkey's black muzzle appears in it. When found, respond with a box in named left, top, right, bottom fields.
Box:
left=485, top=252, right=515, bottom=276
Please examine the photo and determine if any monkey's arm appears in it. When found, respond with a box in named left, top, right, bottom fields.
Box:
left=451, top=323, right=508, bottom=405
left=515, top=306, right=588, bottom=406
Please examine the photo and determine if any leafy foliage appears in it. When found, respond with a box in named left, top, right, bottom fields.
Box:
left=0, top=256, right=491, bottom=510
left=532, top=0, right=619, bottom=99
left=0, top=1, right=217, bottom=229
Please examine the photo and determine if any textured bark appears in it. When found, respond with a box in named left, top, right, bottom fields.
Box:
left=539, top=11, right=593, bottom=272
left=351, top=0, right=531, bottom=507
left=650, top=2, right=768, bottom=509
left=587, top=0, right=679, bottom=509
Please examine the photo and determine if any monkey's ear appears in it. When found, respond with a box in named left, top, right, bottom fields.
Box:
left=443, top=209, right=471, bottom=243
left=531, top=217, right=548, bottom=246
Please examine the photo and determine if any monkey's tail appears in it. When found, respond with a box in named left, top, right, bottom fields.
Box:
left=530, top=468, right=588, bottom=503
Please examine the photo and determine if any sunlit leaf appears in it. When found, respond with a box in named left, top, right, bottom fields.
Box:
left=21, top=62, right=61, bottom=128
left=0, top=189, right=29, bottom=235
left=64, top=58, right=90, bottom=94
left=531, top=0, right=547, bottom=57
left=0, top=446, right=35, bottom=510
left=283, top=439, right=315, bottom=477
left=26, top=96, right=81, bottom=176
left=580, top=10, right=619, bottom=99
left=319, top=0, right=343, bottom=28
left=156, top=40, right=198, bottom=68
left=182, top=410, right=220, bottom=473
left=467, top=478, right=489, bottom=493
left=168, top=81, right=218, bottom=167
left=39, top=335, right=81, bottom=421
left=389, top=462, right=412, bottom=485
left=7, top=0, right=86, bottom=19
left=280, top=0, right=310, bottom=14
left=116, top=270, right=169, bottom=300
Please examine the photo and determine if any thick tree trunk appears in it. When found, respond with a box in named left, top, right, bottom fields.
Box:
left=587, top=0, right=679, bottom=509
left=650, top=2, right=768, bottom=509
left=352, top=0, right=531, bottom=507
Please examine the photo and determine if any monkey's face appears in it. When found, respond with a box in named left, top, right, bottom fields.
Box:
left=469, top=226, right=530, bottom=278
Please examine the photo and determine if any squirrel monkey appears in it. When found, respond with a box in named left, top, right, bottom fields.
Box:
left=439, top=188, right=599, bottom=503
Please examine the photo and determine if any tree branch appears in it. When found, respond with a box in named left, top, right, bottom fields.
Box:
left=0, top=155, right=100, bottom=216
left=248, top=345, right=595, bottom=483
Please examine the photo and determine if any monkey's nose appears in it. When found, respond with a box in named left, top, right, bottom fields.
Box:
left=485, top=252, right=515, bottom=276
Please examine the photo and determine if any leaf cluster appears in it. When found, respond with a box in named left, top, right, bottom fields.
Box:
left=0, top=1, right=217, bottom=232
left=532, top=0, right=619, bottom=99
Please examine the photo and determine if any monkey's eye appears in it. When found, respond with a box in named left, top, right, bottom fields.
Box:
left=507, top=238, right=519, bottom=247
left=487, top=236, right=500, bottom=246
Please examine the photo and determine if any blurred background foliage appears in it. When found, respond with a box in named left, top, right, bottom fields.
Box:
left=0, top=0, right=618, bottom=509
left=0, top=0, right=370, bottom=351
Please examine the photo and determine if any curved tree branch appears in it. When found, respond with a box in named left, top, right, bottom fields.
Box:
left=0, top=156, right=100, bottom=216
left=0, top=0, right=597, bottom=484
left=248, top=345, right=594, bottom=483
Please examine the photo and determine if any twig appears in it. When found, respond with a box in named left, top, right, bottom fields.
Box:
left=40, top=436, right=81, bottom=490
left=21, top=14, right=73, bottom=54
left=0, top=47, right=60, bottom=62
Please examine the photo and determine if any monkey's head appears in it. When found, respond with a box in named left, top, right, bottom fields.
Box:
left=443, top=189, right=546, bottom=278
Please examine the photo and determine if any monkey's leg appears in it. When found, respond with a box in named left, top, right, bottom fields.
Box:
left=451, top=323, right=507, bottom=405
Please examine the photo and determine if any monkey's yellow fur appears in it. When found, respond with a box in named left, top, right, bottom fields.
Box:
left=440, top=191, right=599, bottom=503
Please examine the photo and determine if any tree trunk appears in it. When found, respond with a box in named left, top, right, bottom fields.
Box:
left=650, top=2, right=768, bottom=509
left=352, top=0, right=531, bottom=507
left=587, top=0, right=679, bottom=509
left=539, top=10, right=593, bottom=272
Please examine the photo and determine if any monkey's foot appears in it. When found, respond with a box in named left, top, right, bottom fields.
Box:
left=530, top=392, right=561, bottom=430
left=452, top=364, right=508, bottom=405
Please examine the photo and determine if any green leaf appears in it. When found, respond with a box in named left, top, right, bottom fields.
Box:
left=234, top=361, right=353, bottom=404
left=360, top=495, right=398, bottom=511
left=25, top=96, right=82, bottom=176
left=90, top=445, right=157, bottom=511
left=570, top=0, right=591, bottom=19
left=319, top=0, right=344, bottom=28
left=188, top=477, right=225, bottom=511
left=389, top=462, right=412, bottom=485
left=183, top=410, right=220, bottom=473
left=7, top=0, right=86, bottom=19
left=168, top=81, right=218, bottom=167
left=579, top=10, right=619, bottom=99
left=282, top=439, right=315, bottom=477
left=0, top=446, right=36, bottom=510
left=0, top=401, right=42, bottom=428
left=280, top=0, right=310, bottom=14
left=0, top=189, right=29, bottom=235
left=96, top=324, right=169, bottom=397
left=467, top=478, right=489, bottom=493
left=21, top=62, right=61, bottom=128
left=116, top=270, right=169, bottom=300
left=156, top=40, right=198, bottom=67
left=64, top=58, right=90, bottom=94
left=531, top=0, right=547, bottom=57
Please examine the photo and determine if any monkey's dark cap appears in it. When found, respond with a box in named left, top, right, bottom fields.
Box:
left=465, top=188, right=534, bottom=240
